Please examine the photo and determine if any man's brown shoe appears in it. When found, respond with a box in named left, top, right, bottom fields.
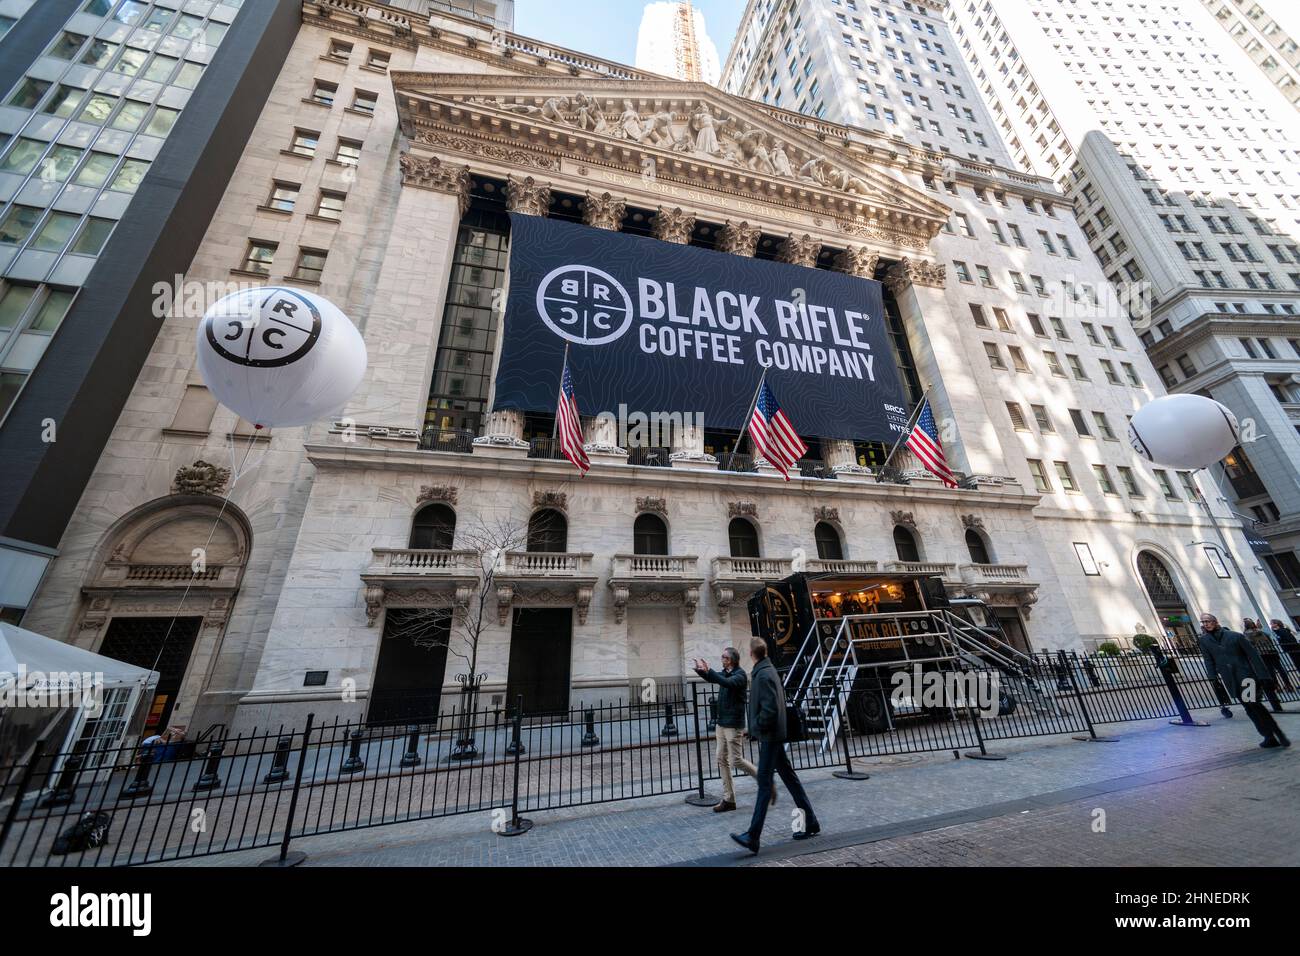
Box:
left=712, top=800, right=737, bottom=813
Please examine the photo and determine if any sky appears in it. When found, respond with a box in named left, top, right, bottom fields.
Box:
left=514, top=0, right=747, bottom=72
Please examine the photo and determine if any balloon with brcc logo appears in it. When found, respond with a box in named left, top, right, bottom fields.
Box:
left=1127, top=394, right=1239, bottom=470
left=195, top=287, right=366, bottom=428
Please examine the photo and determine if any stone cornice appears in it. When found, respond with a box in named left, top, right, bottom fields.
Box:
left=392, top=73, right=951, bottom=244
left=302, top=442, right=1040, bottom=510
left=1144, top=312, right=1300, bottom=362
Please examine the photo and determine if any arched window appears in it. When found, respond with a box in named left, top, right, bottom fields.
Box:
left=633, top=513, right=669, bottom=555
left=728, top=518, right=760, bottom=558
left=893, top=525, right=920, bottom=563
left=409, top=504, right=456, bottom=550
left=965, top=528, right=991, bottom=564
left=814, top=521, right=844, bottom=560
left=527, top=509, right=567, bottom=552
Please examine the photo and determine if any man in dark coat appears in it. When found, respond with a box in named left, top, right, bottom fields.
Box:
left=1198, top=614, right=1290, bottom=748
left=729, top=637, right=821, bottom=854
left=1269, top=619, right=1300, bottom=675
left=692, top=648, right=760, bottom=812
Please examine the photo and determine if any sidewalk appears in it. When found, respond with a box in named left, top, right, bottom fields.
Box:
left=164, top=711, right=1299, bottom=867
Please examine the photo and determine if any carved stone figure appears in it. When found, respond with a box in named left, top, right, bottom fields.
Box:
left=615, top=99, right=644, bottom=141
left=173, top=461, right=231, bottom=496
left=573, top=92, right=606, bottom=133
left=770, top=139, right=794, bottom=177
left=692, top=105, right=721, bottom=156
left=540, top=95, right=570, bottom=125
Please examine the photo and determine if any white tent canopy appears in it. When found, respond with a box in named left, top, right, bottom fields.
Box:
left=0, top=622, right=157, bottom=692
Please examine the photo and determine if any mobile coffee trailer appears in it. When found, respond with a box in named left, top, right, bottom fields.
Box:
left=747, top=571, right=1036, bottom=743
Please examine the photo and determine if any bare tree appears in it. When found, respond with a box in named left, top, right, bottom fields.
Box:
left=384, top=514, right=528, bottom=759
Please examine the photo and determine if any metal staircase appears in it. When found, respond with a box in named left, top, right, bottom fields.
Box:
left=782, top=608, right=1063, bottom=752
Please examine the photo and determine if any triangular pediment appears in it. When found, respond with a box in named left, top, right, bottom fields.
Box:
left=390, top=72, right=951, bottom=242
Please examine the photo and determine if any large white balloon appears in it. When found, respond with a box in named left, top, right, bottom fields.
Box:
left=195, top=286, right=366, bottom=428
left=1127, top=394, right=1240, bottom=470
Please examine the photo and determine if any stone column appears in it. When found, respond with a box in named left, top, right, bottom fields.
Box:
left=776, top=233, right=821, bottom=267
left=340, top=153, right=472, bottom=434
left=883, top=257, right=974, bottom=479
left=651, top=206, right=695, bottom=244
left=718, top=220, right=761, bottom=257
left=824, top=245, right=882, bottom=480
left=582, top=191, right=626, bottom=230
left=505, top=174, right=551, bottom=216
left=473, top=409, right=529, bottom=451
left=577, top=191, right=629, bottom=460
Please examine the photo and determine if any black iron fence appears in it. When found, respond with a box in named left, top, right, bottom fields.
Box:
left=2, top=646, right=1297, bottom=867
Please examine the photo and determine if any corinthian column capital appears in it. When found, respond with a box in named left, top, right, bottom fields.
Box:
left=717, top=220, right=761, bottom=257
left=505, top=175, right=552, bottom=216
left=582, top=191, right=626, bottom=230
left=651, top=206, right=695, bottom=244
left=832, top=245, right=880, bottom=279
left=776, top=233, right=821, bottom=268
left=398, top=152, right=471, bottom=214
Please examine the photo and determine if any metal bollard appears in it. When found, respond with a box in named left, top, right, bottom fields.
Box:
left=340, top=728, right=366, bottom=774
left=581, top=708, right=600, bottom=747
left=192, top=743, right=225, bottom=792
left=400, top=726, right=422, bottom=767
left=121, top=747, right=155, bottom=799
left=263, top=736, right=293, bottom=784
left=41, top=754, right=84, bottom=807
left=660, top=701, right=679, bottom=737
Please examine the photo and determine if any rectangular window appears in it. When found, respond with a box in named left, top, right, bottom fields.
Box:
left=984, top=342, right=1005, bottom=369
left=1092, top=411, right=1116, bottom=441
left=1054, top=461, right=1078, bottom=492
left=1069, top=409, right=1092, bottom=437
left=1093, top=465, right=1117, bottom=495
left=1031, top=405, right=1054, bottom=433
left=1154, top=469, right=1178, bottom=499
left=1006, top=402, right=1028, bottom=430
left=290, top=129, right=319, bottom=157
left=1027, top=459, right=1051, bottom=493
left=367, top=50, right=391, bottom=72
left=969, top=302, right=988, bottom=327
left=351, top=90, right=378, bottom=115
left=315, top=190, right=346, bottom=221
left=1117, top=466, right=1142, bottom=496
left=334, top=139, right=362, bottom=166
left=243, top=240, right=277, bottom=275
left=310, top=80, right=337, bottom=107
left=267, top=182, right=298, bottom=212
left=293, top=248, right=328, bottom=283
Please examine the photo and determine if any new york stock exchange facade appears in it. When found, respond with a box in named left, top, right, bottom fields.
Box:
left=21, top=3, right=1277, bottom=734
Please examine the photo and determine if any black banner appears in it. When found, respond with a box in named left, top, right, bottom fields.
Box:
left=492, top=214, right=910, bottom=439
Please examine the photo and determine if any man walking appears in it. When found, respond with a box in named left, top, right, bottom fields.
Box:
left=1271, top=618, right=1300, bottom=674
left=1198, top=614, right=1290, bottom=749
left=691, top=648, right=764, bottom=813
left=729, top=637, right=821, bottom=854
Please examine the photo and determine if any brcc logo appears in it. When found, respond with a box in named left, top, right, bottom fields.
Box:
left=535, top=264, right=634, bottom=345
left=205, top=287, right=321, bottom=368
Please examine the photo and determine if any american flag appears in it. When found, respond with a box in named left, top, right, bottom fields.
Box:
left=905, top=398, right=957, bottom=488
left=556, top=358, right=590, bottom=475
left=747, top=379, right=808, bottom=481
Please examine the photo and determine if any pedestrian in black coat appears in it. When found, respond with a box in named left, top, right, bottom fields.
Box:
left=729, top=638, right=821, bottom=855
left=1198, top=614, right=1290, bottom=748
left=1269, top=619, right=1300, bottom=677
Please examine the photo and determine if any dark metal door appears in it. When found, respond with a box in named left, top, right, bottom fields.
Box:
left=98, top=617, right=202, bottom=732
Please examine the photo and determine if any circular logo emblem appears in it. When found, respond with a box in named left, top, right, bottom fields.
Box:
left=206, top=288, right=322, bottom=368
left=535, top=265, right=634, bottom=345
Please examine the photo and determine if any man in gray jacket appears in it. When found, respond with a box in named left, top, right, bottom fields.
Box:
left=1198, top=614, right=1290, bottom=748
left=729, top=638, right=821, bottom=854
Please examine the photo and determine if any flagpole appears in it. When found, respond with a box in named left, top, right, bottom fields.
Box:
left=551, top=342, right=570, bottom=441
left=739, top=367, right=768, bottom=458
left=878, top=390, right=928, bottom=476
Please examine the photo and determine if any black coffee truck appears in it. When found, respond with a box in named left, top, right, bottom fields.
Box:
left=747, top=570, right=1025, bottom=736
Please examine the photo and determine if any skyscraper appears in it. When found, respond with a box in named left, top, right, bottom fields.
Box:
left=636, top=1, right=722, bottom=85
left=944, top=0, right=1300, bottom=620
left=1201, top=0, right=1300, bottom=111
left=0, top=0, right=300, bottom=623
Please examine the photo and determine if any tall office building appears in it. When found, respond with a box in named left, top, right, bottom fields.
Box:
left=0, top=0, right=299, bottom=621
left=636, top=1, right=722, bottom=84
left=944, top=0, right=1300, bottom=621
left=1201, top=0, right=1300, bottom=111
